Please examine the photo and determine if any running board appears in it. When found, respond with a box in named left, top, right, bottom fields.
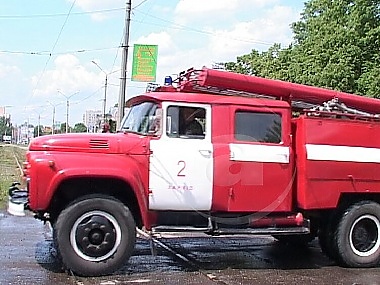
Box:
left=210, top=226, right=310, bottom=236
left=152, top=226, right=211, bottom=233
left=152, top=222, right=310, bottom=236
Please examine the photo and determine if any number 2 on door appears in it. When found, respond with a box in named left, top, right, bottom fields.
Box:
left=177, top=160, right=186, bottom=176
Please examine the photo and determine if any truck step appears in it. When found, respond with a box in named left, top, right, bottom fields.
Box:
left=211, top=226, right=310, bottom=236
left=151, top=225, right=310, bottom=236
left=152, top=226, right=211, bottom=233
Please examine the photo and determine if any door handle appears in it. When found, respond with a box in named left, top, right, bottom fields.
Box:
left=199, top=149, right=212, bottom=158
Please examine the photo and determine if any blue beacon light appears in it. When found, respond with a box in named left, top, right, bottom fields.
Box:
left=164, top=76, right=173, bottom=86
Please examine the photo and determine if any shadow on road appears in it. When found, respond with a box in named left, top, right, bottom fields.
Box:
left=35, top=234, right=338, bottom=277
left=35, top=240, right=65, bottom=273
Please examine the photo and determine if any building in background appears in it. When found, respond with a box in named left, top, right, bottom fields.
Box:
left=83, top=110, right=102, bottom=133
left=18, top=123, right=34, bottom=144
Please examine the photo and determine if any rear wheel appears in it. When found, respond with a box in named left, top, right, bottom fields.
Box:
left=334, top=201, right=380, bottom=267
left=318, top=224, right=338, bottom=261
left=55, top=195, right=136, bottom=276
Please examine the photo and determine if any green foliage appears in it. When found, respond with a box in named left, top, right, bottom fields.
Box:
left=73, top=123, right=88, bottom=133
left=34, top=125, right=44, bottom=137
left=60, top=123, right=67, bottom=133
left=0, top=117, right=12, bottom=139
left=0, top=145, right=26, bottom=208
left=225, top=0, right=380, bottom=97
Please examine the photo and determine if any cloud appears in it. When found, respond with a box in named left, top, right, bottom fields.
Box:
left=69, top=0, right=123, bottom=21
left=134, top=31, right=176, bottom=55
left=174, top=0, right=278, bottom=24
left=24, top=54, right=121, bottom=125
left=128, top=3, right=299, bottom=84
left=148, top=4, right=300, bottom=80
left=207, top=5, right=299, bottom=60
left=175, top=0, right=274, bottom=14
left=0, top=65, right=20, bottom=79
left=0, top=62, right=20, bottom=79
left=31, top=54, right=98, bottom=97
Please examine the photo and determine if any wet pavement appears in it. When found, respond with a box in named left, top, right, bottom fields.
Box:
left=1, top=210, right=380, bottom=285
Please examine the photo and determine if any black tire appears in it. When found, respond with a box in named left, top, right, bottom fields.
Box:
left=318, top=224, right=338, bottom=261
left=55, top=195, right=136, bottom=276
left=334, top=201, right=380, bottom=267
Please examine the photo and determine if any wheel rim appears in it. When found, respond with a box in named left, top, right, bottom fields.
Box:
left=70, top=210, right=122, bottom=262
left=349, top=214, right=380, bottom=257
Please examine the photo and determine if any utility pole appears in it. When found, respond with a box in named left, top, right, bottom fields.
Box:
left=50, top=103, right=55, bottom=135
left=117, top=0, right=132, bottom=129
left=38, top=114, right=40, bottom=137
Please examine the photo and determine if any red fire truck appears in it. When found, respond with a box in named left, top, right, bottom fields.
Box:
left=9, top=67, right=380, bottom=276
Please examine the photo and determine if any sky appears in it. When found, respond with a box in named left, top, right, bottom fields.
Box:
left=0, top=0, right=305, bottom=127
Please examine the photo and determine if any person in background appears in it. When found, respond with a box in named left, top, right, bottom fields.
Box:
left=102, top=123, right=111, bottom=133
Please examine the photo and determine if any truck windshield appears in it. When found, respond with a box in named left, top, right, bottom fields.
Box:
left=120, top=101, right=160, bottom=135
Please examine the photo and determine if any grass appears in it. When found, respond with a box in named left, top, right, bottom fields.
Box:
left=0, top=144, right=26, bottom=209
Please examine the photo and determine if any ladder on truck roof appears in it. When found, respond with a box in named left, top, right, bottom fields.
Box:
left=168, top=67, right=380, bottom=118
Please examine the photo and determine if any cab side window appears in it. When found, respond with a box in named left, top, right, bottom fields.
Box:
left=235, top=111, right=282, bottom=143
left=167, top=106, right=206, bottom=139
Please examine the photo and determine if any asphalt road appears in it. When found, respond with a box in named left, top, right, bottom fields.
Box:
left=1, top=210, right=380, bottom=285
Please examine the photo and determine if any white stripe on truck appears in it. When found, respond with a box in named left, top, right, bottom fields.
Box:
left=229, top=143, right=290, bottom=163
left=306, top=144, right=380, bottom=163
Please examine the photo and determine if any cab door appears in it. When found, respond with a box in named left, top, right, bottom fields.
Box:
left=148, top=102, right=213, bottom=211
left=212, top=105, right=293, bottom=212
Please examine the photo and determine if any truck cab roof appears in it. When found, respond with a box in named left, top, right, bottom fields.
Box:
left=127, top=91, right=290, bottom=110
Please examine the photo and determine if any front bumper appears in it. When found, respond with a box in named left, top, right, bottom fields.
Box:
left=7, top=182, right=28, bottom=216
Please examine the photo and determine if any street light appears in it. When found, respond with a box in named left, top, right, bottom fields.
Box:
left=47, top=101, right=61, bottom=135
left=58, top=90, right=79, bottom=133
left=31, top=107, right=48, bottom=137
left=92, top=61, right=119, bottom=124
left=92, top=61, right=108, bottom=124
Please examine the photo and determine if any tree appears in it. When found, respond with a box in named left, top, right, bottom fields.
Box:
left=0, top=116, right=12, bottom=138
left=226, top=0, right=380, bottom=97
left=60, top=123, right=67, bottom=133
left=73, top=123, right=87, bottom=133
left=34, top=125, right=44, bottom=137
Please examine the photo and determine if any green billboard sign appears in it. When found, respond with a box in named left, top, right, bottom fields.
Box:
left=131, top=44, right=158, bottom=82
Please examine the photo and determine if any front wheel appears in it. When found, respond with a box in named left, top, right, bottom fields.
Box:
left=55, top=195, right=136, bottom=276
left=334, top=201, right=380, bottom=267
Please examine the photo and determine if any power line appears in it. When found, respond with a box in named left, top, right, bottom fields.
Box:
left=0, top=2, right=147, bottom=20
left=27, top=0, right=77, bottom=106
left=0, top=46, right=119, bottom=56
left=0, top=7, right=124, bottom=19
left=73, top=87, right=103, bottom=105
left=133, top=9, right=274, bottom=46
left=132, top=0, right=150, bottom=10
left=51, top=1, right=76, bottom=53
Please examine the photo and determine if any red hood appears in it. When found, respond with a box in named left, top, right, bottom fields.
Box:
left=29, top=132, right=149, bottom=155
